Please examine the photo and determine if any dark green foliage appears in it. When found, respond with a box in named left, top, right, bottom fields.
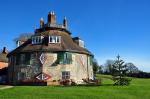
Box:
left=112, top=55, right=132, bottom=86
left=113, top=77, right=132, bottom=86
left=128, top=71, right=150, bottom=78
left=125, top=63, right=139, bottom=74
left=93, top=59, right=99, bottom=74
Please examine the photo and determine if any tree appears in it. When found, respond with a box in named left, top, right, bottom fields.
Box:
left=125, top=63, right=139, bottom=74
left=14, top=33, right=33, bottom=42
left=98, top=65, right=103, bottom=74
left=103, top=60, right=115, bottom=74
left=93, top=59, right=99, bottom=74
left=112, top=55, right=131, bottom=86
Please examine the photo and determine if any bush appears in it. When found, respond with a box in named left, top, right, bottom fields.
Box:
left=60, top=79, right=77, bottom=86
left=113, top=77, right=132, bottom=86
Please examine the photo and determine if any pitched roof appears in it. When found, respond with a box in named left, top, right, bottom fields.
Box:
left=7, top=12, right=93, bottom=57
left=8, top=30, right=93, bottom=56
left=0, top=62, right=8, bottom=69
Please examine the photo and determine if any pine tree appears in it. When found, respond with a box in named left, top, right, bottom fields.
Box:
left=112, top=55, right=132, bottom=86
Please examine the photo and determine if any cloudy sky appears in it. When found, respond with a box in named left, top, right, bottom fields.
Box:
left=0, top=0, right=150, bottom=72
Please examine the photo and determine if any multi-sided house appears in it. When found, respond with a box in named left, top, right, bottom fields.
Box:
left=7, top=12, right=94, bottom=85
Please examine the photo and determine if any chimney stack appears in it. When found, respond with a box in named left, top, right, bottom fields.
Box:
left=63, top=16, right=68, bottom=29
left=48, top=11, right=56, bottom=24
left=40, top=17, right=44, bottom=28
left=2, top=47, right=8, bottom=54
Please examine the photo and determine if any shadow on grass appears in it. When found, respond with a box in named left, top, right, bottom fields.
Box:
left=54, top=84, right=115, bottom=87
left=101, top=84, right=114, bottom=86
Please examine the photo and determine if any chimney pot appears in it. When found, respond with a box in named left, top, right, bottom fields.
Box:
left=63, top=16, right=68, bottom=29
left=40, top=17, right=44, bottom=28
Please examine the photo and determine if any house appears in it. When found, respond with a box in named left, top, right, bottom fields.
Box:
left=0, top=47, right=8, bottom=84
left=7, top=11, right=94, bottom=85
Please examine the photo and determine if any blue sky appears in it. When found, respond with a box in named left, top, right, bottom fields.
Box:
left=0, top=0, right=150, bottom=72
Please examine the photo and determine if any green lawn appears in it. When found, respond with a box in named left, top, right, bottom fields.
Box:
left=0, top=75, right=150, bottom=99
left=0, top=85, right=5, bottom=88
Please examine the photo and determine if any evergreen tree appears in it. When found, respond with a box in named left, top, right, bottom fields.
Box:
left=112, top=55, right=131, bottom=86
left=93, top=59, right=99, bottom=74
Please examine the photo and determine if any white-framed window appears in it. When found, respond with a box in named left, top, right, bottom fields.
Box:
left=32, top=36, right=43, bottom=44
left=62, top=71, right=70, bottom=79
left=79, top=40, right=85, bottom=48
left=17, top=41, right=24, bottom=47
left=49, top=36, right=61, bottom=43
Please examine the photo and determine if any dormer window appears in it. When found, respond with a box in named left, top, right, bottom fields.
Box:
left=32, top=36, right=43, bottom=44
left=49, top=36, right=61, bottom=43
left=73, top=37, right=85, bottom=48
left=17, top=41, right=24, bottom=47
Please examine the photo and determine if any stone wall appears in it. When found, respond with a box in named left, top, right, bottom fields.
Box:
left=8, top=52, right=94, bottom=85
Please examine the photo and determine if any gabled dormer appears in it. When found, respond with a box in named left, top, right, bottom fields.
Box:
left=73, top=37, right=85, bottom=48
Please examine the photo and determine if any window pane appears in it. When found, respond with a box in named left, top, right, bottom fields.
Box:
left=49, top=36, right=61, bottom=43
left=57, top=52, right=64, bottom=64
left=50, top=36, right=52, bottom=42
left=56, top=36, right=59, bottom=43
left=20, top=54, right=25, bottom=64
left=57, top=52, right=72, bottom=64
left=16, top=54, right=20, bottom=65
left=25, top=53, right=31, bottom=65
left=32, top=36, right=43, bottom=44
left=62, top=71, right=70, bottom=79
left=59, top=36, right=61, bottom=43
left=33, top=37, right=35, bottom=44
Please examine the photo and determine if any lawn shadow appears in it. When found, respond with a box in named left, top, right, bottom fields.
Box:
left=101, top=84, right=114, bottom=86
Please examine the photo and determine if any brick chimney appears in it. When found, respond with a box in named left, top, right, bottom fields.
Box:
left=48, top=11, right=56, bottom=24
left=2, top=47, right=8, bottom=54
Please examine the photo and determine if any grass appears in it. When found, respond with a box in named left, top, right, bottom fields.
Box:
left=0, top=75, right=150, bottom=99
left=0, top=85, right=5, bottom=88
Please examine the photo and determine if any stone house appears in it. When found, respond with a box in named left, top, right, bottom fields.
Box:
left=0, top=47, right=8, bottom=84
left=7, top=12, right=94, bottom=85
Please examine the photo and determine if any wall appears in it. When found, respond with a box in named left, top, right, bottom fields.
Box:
left=8, top=52, right=94, bottom=85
